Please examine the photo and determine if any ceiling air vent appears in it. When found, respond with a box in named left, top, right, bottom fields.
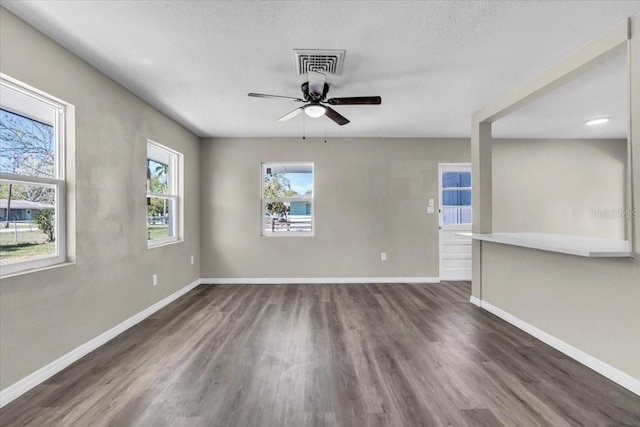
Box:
left=293, top=49, right=346, bottom=76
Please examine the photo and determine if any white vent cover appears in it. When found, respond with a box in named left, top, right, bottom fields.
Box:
left=293, top=49, right=346, bottom=76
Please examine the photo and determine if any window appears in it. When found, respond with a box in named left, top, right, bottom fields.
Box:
left=440, top=169, right=472, bottom=225
left=262, top=162, right=313, bottom=236
left=147, top=140, right=181, bottom=246
left=0, top=77, right=67, bottom=275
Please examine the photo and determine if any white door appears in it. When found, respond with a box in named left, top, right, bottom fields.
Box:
left=439, top=164, right=472, bottom=281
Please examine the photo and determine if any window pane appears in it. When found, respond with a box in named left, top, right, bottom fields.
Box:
left=0, top=182, right=56, bottom=265
left=442, top=189, right=471, bottom=206
left=0, top=108, right=55, bottom=179
left=147, top=197, right=174, bottom=241
left=147, top=159, right=169, bottom=194
left=262, top=163, right=313, bottom=236
left=442, top=171, right=471, bottom=188
left=263, top=167, right=313, bottom=199
left=263, top=202, right=312, bottom=234
left=441, top=207, right=472, bottom=225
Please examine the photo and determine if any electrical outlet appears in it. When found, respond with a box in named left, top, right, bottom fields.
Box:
left=190, top=255, right=194, bottom=265
left=381, top=252, right=387, bottom=261
left=152, top=274, right=158, bottom=286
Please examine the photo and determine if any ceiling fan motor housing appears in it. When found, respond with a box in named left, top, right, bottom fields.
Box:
left=301, top=82, right=329, bottom=102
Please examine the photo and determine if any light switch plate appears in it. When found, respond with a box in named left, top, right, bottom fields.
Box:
left=427, top=206, right=435, bottom=214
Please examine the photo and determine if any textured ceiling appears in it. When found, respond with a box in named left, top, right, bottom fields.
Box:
left=2, top=1, right=640, bottom=139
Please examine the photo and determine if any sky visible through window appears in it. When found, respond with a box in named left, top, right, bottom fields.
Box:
left=286, top=173, right=312, bottom=195
left=0, top=108, right=54, bottom=178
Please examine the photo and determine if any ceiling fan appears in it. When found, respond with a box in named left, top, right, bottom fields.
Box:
left=248, top=71, right=381, bottom=126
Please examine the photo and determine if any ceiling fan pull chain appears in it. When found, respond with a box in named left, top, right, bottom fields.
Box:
left=324, top=119, right=327, bottom=143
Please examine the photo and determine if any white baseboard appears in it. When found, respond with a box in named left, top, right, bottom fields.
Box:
left=0, top=278, right=202, bottom=408
left=474, top=298, right=640, bottom=397
left=202, top=277, right=440, bottom=285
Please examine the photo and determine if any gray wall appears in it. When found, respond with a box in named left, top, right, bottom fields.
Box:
left=482, top=243, right=640, bottom=379
left=492, top=138, right=627, bottom=238
left=200, top=137, right=469, bottom=279
left=0, top=9, right=201, bottom=389
left=487, top=135, right=638, bottom=382
left=477, top=20, right=640, bottom=382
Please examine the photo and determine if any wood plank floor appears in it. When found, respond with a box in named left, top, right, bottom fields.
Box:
left=1, top=282, right=639, bottom=426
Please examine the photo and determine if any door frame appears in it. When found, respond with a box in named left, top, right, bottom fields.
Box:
left=438, top=163, right=472, bottom=281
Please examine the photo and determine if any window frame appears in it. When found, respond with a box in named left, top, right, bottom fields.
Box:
left=261, top=162, right=314, bottom=237
left=146, top=139, right=181, bottom=248
left=0, top=76, right=67, bottom=276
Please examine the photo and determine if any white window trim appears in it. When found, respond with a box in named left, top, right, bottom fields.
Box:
left=147, top=139, right=181, bottom=248
left=0, top=76, right=67, bottom=276
left=261, top=162, right=314, bottom=237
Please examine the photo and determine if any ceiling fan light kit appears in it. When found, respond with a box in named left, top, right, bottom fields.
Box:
left=249, top=53, right=381, bottom=126
left=304, top=104, right=327, bottom=118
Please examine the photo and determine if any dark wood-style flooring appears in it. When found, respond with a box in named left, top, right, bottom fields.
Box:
left=1, top=282, right=639, bottom=426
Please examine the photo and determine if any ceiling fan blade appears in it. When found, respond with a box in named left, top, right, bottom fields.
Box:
left=326, top=96, right=382, bottom=105
left=308, top=71, right=326, bottom=97
left=277, top=107, right=304, bottom=122
left=324, top=107, right=350, bottom=126
left=249, top=93, right=303, bottom=102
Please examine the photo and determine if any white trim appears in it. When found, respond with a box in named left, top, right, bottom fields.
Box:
left=474, top=19, right=629, bottom=123
left=146, top=139, right=181, bottom=248
left=0, top=278, right=202, bottom=408
left=0, top=175, right=65, bottom=276
left=261, top=161, right=314, bottom=237
left=202, top=277, right=440, bottom=285
left=0, top=76, right=69, bottom=277
left=0, top=174, right=61, bottom=186
left=473, top=298, right=640, bottom=397
left=0, top=75, right=66, bottom=126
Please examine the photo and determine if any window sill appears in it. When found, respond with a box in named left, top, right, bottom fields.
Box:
left=261, top=233, right=315, bottom=238
left=147, top=238, right=182, bottom=249
left=0, top=260, right=76, bottom=279
left=459, top=232, right=633, bottom=258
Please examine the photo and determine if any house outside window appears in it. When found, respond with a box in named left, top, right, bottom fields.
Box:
left=0, top=76, right=68, bottom=275
left=262, top=162, right=313, bottom=236
left=147, top=139, right=181, bottom=247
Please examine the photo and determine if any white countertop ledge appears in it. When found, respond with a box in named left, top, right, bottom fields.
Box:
left=457, top=232, right=633, bottom=258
